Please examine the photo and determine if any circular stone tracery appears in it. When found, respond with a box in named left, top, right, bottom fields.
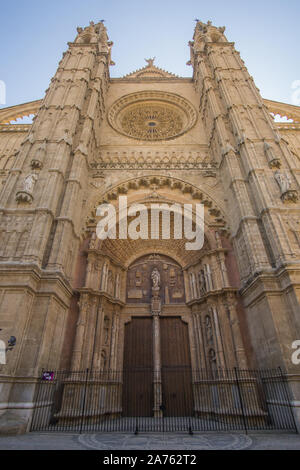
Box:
left=121, top=104, right=183, bottom=140
left=107, top=91, right=197, bottom=141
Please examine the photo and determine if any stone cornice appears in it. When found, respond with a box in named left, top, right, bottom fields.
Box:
left=239, top=263, right=300, bottom=304
left=110, top=77, right=192, bottom=83
left=0, top=124, right=31, bottom=133
left=187, top=287, right=238, bottom=306
left=0, top=100, right=42, bottom=124
left=77, top=287, right=125, bottom=306
left=264, top=99, right=300, bottom=123
left=0, top=263, right=74, bottom=304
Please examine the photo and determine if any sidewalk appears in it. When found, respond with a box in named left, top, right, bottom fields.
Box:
left=0, top=432, right=299, bottom=450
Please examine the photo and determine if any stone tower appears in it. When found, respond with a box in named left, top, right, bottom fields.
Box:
left=0, top=20, right=299, bottom=433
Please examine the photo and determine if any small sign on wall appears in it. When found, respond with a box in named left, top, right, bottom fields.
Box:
left=41, top=371, right=54, bottom=381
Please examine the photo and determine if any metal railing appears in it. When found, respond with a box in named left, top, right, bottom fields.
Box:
left=30, top=367, right=298, bottom=433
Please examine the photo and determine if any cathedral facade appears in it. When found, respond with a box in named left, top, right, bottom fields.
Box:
left=0, top=21, right=300, bottom=433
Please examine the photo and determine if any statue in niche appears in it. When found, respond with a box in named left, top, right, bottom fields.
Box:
left=100, top=350, right=107, bottom=370
left=274, top=171, right=291, bottom=194
left=104, top=316, right=110, bottom=345
left=205, top=315, right=213, bottom=344
left=135, top=270, right=142, bottom=286
left=107, top=270, right=114, bottom=295
left=169, top=267, right=176, bottom=286
left=198, top=270, right=206, bottom=295
left=23, top=174, right=38, bottom=193
left=151, top=267, right=160, bottom=289
left=215, top=231, right=222, bottom=249
left=89, top=232, right=97, bottom=249
left=209, top=348, right=217, bottom=366
left=151, top=267, right=161, bottom=315
left=286, top=217, right=300, bottom=248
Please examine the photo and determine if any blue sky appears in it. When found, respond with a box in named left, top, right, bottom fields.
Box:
left=0, top=0, right=299, bottom=108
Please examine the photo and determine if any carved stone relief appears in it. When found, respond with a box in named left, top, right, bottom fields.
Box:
left=126, top=254, right=185, bottom=304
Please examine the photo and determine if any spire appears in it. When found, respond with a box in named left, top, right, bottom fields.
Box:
left=187, top=20, right=227, bottom=66
left=193, top=19, right=226, bottom=44
left=74, top=21, right=115, bottom=65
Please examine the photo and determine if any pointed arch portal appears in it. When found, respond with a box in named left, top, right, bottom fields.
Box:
left=122, top=254, right=193, bottom=417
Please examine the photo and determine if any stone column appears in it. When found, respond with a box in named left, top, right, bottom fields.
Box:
left=109, top=310, right=120, bottom=371
left=225, top=297, right=247, bottom=368
left=71, top=294, right=89, bottom=370
left=151, top=267, right=162, bottom=417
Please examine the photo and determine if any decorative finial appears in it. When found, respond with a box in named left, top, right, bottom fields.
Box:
left=100, top=19, right=105, bottom=23
left=145, top=57, right=156, bottom=67
left=194, top=18, right=200, bottom=22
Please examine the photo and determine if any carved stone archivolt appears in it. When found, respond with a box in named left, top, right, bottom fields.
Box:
left=107, top=91, right=197, bottom=141
left=84, top=175, right=228, bottom=237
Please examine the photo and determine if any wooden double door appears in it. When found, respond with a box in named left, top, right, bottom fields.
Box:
left=122, top=316, right=193, bottom=417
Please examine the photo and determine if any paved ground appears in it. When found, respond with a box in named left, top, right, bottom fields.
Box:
left=0, top=432, right=299, bottom=450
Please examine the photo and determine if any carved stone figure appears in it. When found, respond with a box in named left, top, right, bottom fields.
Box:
left=264, top=142, right=281, bottom=168
left=23, top=174, right=38, bottom=193
left=274, top=171, right=291, bottom=194
left=151, top=267, right=160, bottom=289
left=145, top=57, right=156, bottom=67
left=274, top=171, right=298, bottom=203
left=205, top=315, right=213, bottom=344
left=209, top=348, right=217, bottom=365
left=104, top=316, right=110, bottom=345
left=198, top=270, right=206, bottom=295
left=100, top=350, right=107, bottom=370
left=89, top=232, right=97, bottom=249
